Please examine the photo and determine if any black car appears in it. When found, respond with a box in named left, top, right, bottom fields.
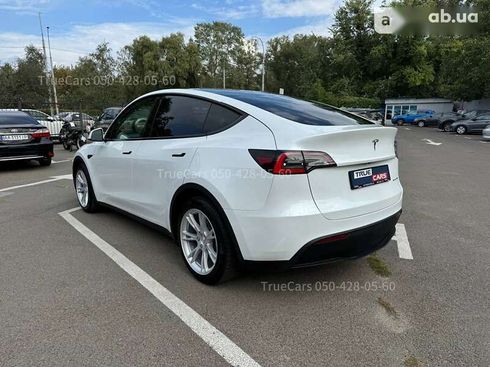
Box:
left=0, top=111, right=54, bottom=166
left=93, top=107, right=122, bottom=131
left=438, top=110, right=490, bottom=132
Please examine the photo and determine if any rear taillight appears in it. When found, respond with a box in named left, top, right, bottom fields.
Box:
left=31, top=128, right=51, bottom=139
left=249, top=149, right=336, bottom=175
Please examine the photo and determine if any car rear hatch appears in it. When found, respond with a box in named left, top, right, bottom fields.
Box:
left=294, top=125, right=402, bottom=220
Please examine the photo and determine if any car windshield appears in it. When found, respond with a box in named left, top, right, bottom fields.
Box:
left=204, top=90, right=373, bottom=126
left=105, top=108, right=121, bottom=118
left=0, top=112, right=39, bottom=125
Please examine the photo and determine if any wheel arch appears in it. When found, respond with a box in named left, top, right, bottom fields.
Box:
left=72, top=156, right=85, bottom=178
left=169, top=183, right=244, bottom=261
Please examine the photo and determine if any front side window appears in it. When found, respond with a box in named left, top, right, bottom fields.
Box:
left=151, top=96, right=211, bottom=138
left=106, top=97, right=157, bottom=140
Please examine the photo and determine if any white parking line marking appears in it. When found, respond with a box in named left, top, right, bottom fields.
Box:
left=52, top=159, right=72, bottom=164
left=481, top=141, right=489, bottom=144
left=464, top=137, right=472, bottom=140
left=393, top=224, right=413, bottom=260
left=404, top=127, right=411, bottom=130
left=422, top=138, right=442, bottom=146
left=0, top=174, right=72, bottom=193
left=59, top=208, right=261, bottom=367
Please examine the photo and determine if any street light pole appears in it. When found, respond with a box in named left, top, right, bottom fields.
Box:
left=252, top=37, right=266, bottom=92
left=38, top=13, right=54, bottom=116
left=46, top=26, right=59, bottom=115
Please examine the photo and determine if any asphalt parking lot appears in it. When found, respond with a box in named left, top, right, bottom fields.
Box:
left=1, top=127, right=489, bottom=367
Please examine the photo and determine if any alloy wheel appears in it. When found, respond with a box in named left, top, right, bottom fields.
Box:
left=180, top=209, right=218, bottom=276
left=75, top=170, right=89, bottom=207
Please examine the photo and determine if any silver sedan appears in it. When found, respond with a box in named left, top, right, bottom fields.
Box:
left=451, top=113, right=490, bottom=135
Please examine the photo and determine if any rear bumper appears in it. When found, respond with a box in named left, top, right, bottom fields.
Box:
left=225, top=190, right=403, bottom=262
left=243, top=210, right=401, bottom=271
left=0, top=141, right=54, bottom=162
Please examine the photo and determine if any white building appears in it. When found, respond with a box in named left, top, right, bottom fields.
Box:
left=384, top=98, right=454, bottom=124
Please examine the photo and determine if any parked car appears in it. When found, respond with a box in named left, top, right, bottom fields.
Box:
left=21, top=109, right=64, bottom=140
left=438, top=110, right=490, bottom=132
left=93, top=107, right=122, bottom=131
left=482, top=125, right=490, bottom=140
left=59, top=112, right=95, bottom=132
left=450, top=113, right=490, bottom=134
left=73, top=89, right=403, bottom=284
left=0, top=111, right=54, bottom=166
left=392, top=110, right=435, bottom=126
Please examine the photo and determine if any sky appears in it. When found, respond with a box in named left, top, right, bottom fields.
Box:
left=0, top=0, right=380, bottom=66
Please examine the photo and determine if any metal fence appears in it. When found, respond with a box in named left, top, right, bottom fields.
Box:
left=0, top=100, right=104, bottom=137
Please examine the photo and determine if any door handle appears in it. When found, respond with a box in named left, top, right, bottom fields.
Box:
left=172, top=153, right=186, bottom=157
left=122, top=151, right=132, bottom=155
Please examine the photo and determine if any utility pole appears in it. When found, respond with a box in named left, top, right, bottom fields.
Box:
left=38, top=13, right=54, bottom=116
left=251, top=37, right=266, bottom=92
left=46, top=26, right=59, bottom=115
left=223, top=64, right=226, bottom=89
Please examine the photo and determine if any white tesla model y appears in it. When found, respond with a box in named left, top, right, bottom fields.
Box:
left=73, top=89, right=403, bottom=284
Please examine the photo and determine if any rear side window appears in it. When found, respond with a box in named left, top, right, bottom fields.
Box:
left=151, top=96, right=211, bottom=137
left=0, top=113, right=39, bottom=125
left=207, top=90, right=373, bottom=126
left=203, top=104, right=241, bottom=134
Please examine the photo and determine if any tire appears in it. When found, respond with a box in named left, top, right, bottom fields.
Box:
left=62, top=140, right=70, bottom=150
left=38, top=157, right=51, bottom=166
left=177, top=197, right=238, bottom=284
left=76, top=136, right=83, bottom=150
left=396, top=119, right=405, bottom=126
left=74, top=163, right=99, bottom=213
left=456, top=125, right=467, bottom=135
left=417, top=120, right=425, bottom=127
left=443, top=121, right=453, bottom=132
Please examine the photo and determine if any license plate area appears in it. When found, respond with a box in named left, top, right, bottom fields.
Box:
left=349, top=165, right=391, bottom=190
left=0, top=134, right=30, bottom=143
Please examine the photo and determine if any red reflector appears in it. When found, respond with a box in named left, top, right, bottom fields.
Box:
left=316, top=233, right=349, bottom=245
left=48, top=151, right=54, bottom=157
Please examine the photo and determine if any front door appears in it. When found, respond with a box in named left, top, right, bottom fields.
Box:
left=131, top=95, right=211, bottom=227
left=90, top=96, right=158, bottom=211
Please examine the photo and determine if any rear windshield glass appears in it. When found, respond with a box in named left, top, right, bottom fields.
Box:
left=0, top=113, right=39, bottom=125
left=205, top=90, right=373, bottom=126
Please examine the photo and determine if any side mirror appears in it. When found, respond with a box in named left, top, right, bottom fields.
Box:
left=88, top=128, right=104, bottom=142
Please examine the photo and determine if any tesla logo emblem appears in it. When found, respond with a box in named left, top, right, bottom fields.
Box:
left=372, top=139, right=379, bottom=150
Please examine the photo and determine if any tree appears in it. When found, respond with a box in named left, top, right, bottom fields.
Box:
left=13, top=45, right=47, bottom=108
left=194, top=21, right=245, bottom=88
